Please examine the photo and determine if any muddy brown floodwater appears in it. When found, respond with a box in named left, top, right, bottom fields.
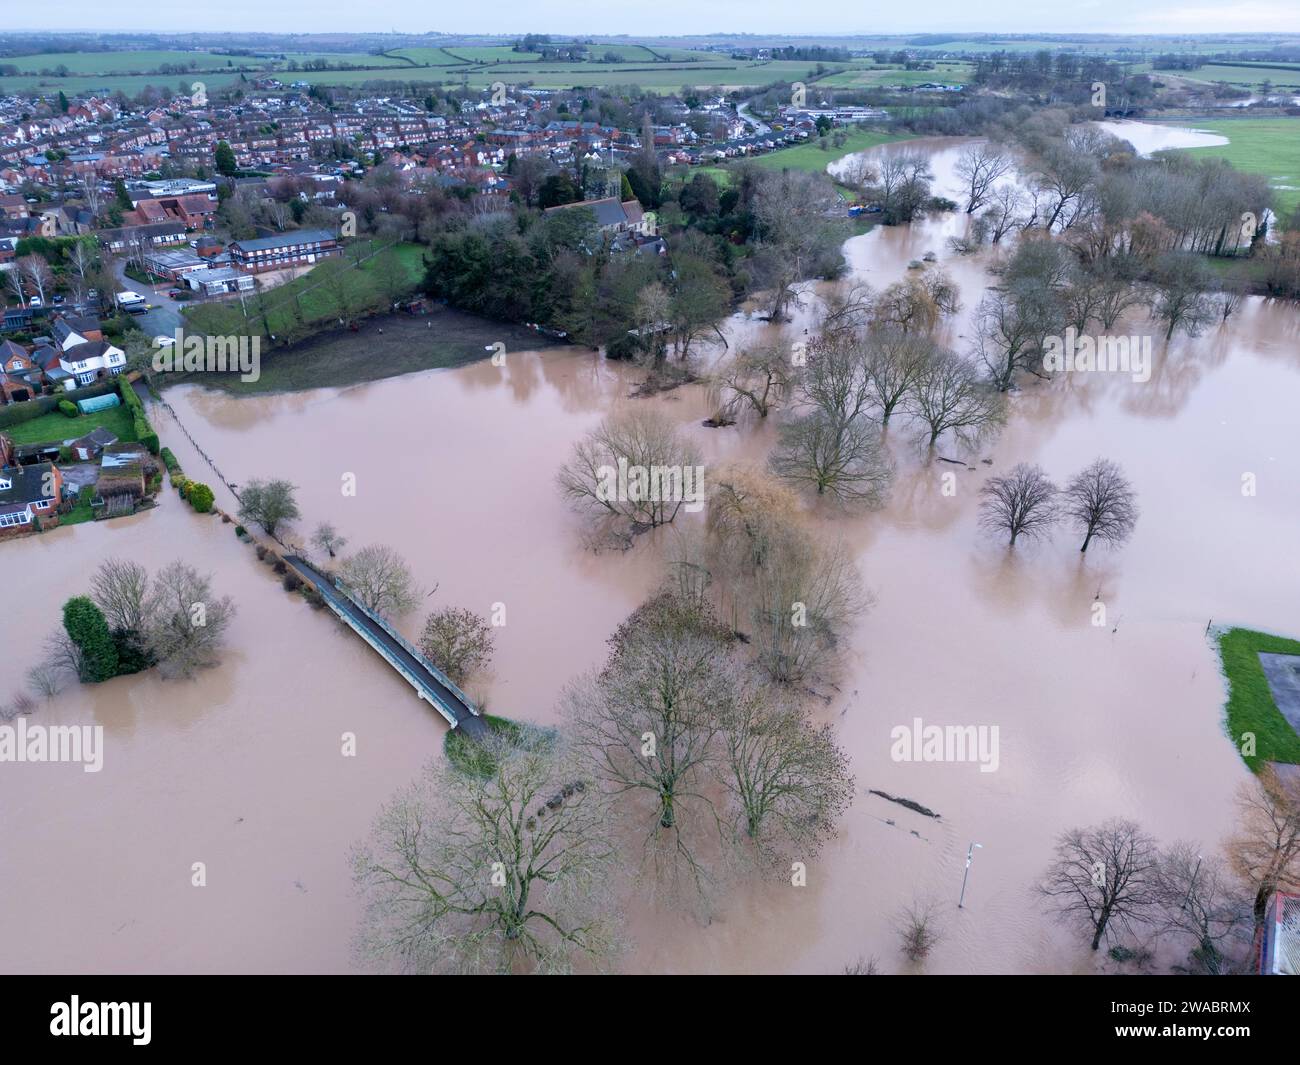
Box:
left=3, top=130, right=1298, bottom=974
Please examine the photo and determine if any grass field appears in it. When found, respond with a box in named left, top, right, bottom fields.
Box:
left=0, top=52, right=831, bottom=96
left=183, top=240, right=425, bottom=341
left=1168, top=118, right=1300, bottom=220
left=747, top=128, right=910, bottom=174
left=815, top=63, right=973, bottom=89
left=4, top=402, right=137, bottom=447
left=176, top=304, right=567, bottom=394
left=1217, top=628, right=1300, bottom=772
left=1154, top=62, right=1300, bottom=92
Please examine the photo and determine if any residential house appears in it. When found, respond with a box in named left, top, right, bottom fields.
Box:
left=0, top=339, right=43, bottom=403
left=0, top=460, right=63, bottom=534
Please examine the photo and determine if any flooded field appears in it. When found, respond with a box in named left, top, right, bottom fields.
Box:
left=3, top=127, right=1298, bottom=974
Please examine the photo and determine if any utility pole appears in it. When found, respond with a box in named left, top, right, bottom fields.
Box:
left=958, top=842, right=983, bottom=909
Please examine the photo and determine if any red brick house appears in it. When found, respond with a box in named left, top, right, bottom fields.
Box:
left=0, top=460, right=63, bottom=535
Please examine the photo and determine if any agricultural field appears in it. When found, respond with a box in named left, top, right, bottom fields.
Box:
left=1169, top=118, right=1300, bottom=219
left=815, top=62, right=973, bottom=89
left=0, top=50, right=254, bottom=74
left=1154, top=62, right=1300, bottom=91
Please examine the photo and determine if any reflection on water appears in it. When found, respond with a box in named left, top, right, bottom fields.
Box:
left=2, top=136, right=1299, bottom=974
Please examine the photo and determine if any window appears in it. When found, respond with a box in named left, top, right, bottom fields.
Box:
left=0, top=510, right=30, bottom=527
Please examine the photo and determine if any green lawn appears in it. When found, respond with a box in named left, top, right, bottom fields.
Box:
left=747, top=129, right=911, bottom=174
left=1168, top=119, right=1300, bottom=221
left=3, top=402, right=137, bottom=447
left=1216, top=628, right=1300, bottom=772
left=60, top=485, right=96, bottom=527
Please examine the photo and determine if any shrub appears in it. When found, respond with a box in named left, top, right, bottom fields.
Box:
left=255, top=544, right=268, bottom=560
left=273, top=559, right=287, bottom=575
left=160, top=447, right=182, bottom=474
left=234, top=524, right=248, bottom=537
left=58, top=445, right=74, bottom=463
left=62, top=596, right=119, bottom=683
left=187, top=483, right=214, bottom=513
left=58, top=399, right=79, bottom=418
left=282, top=572, right=302, bottom=592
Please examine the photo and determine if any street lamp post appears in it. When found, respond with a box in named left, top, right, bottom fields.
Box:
left=958, top=842, right=983, bottom=909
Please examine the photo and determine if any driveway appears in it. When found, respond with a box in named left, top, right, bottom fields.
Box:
left=109, top=258, right=183, bottom=337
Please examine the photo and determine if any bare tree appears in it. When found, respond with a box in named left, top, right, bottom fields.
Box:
left=565, top=594, right=733, bottom=837
left=143, top=560, right=237, bottom=679
left=90, top=558, right=151, bottom=633
left=863, top=328, right=935, bottom=425
left=895, top=900, right=942, bottom=962
left=1225, top=766, right=1300, bottom=933
left=418, top=606, right=495, bottom=686
left=1040, top=818, right=1160, bottom=950
left=872, top=271, right=959, bottom=335
left=352, top=732, right=620, bottom=974
left=17, top=254, right=53, bottom=305
left=978, top=463, right=1059, bottom=546
left=749, top=527, right=867, bottom=685
left=722, top=686, right=855, bottom=863
left=906, top=349, right=1005, bottom=449
left=751, top=169, right=848, bottom=320
left=983, top=185, right=1026, bottom=244
left=1149, top=252, right=1217, bottom=341
left=310, top=522, right=347, bottom=559
left=769, top=409, right=893, bottom=504
left=712, top=345, right=794, bottom=420
left=1154, top=843, right=1253, bottom=975
left=557, top=409, right=703, bottom=532
left=336, top=545, right=420, bottom=618
left=955, top=143, right=1012, bottom=214
left=1061, top=459, right=1139, bottom=552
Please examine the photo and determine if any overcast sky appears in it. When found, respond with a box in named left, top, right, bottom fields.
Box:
left=8, top=1, right=1300, bottom=36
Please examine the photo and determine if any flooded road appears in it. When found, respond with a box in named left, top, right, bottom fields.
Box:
left=3, top=132, right=1298, bottom=974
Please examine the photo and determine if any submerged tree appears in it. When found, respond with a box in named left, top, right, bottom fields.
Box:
left=237, top=478, right=300, bottom=537
left=557, top=408, right=703, bottom=532
left=1040, top=818, right=1160, bottom=951
left=722, top=687, right=855, bottom=863
left=419, top=606, right=495, bottom=687
left=1225, top=765, right=1300, bottom=934
left=1061, top=459, right=1139, bottom=553
left=143, top=560, right=236, bottom=680
left=336, top=544, right=420, bottom=618
left=352, top=732, right=620, bottom=974
left=978, top=463, right=1059, bottom=546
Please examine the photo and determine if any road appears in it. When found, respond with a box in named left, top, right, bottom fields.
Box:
left=738, top=100, right=772, bottom=136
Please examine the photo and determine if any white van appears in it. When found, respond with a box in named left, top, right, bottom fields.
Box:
left=116, top=290, right=148, bottom=313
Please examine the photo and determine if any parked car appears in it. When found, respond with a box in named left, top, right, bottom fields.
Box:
left=167, top=288, right=184, bottom=299
left=51, top=293, right=65, bottom=304
left=28, top=296, right=42, bottom=308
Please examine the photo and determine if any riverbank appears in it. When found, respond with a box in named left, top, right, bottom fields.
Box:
left=1216, top=627, right=1300, bottom=772
left=160, top=304, right=571, bottom=395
